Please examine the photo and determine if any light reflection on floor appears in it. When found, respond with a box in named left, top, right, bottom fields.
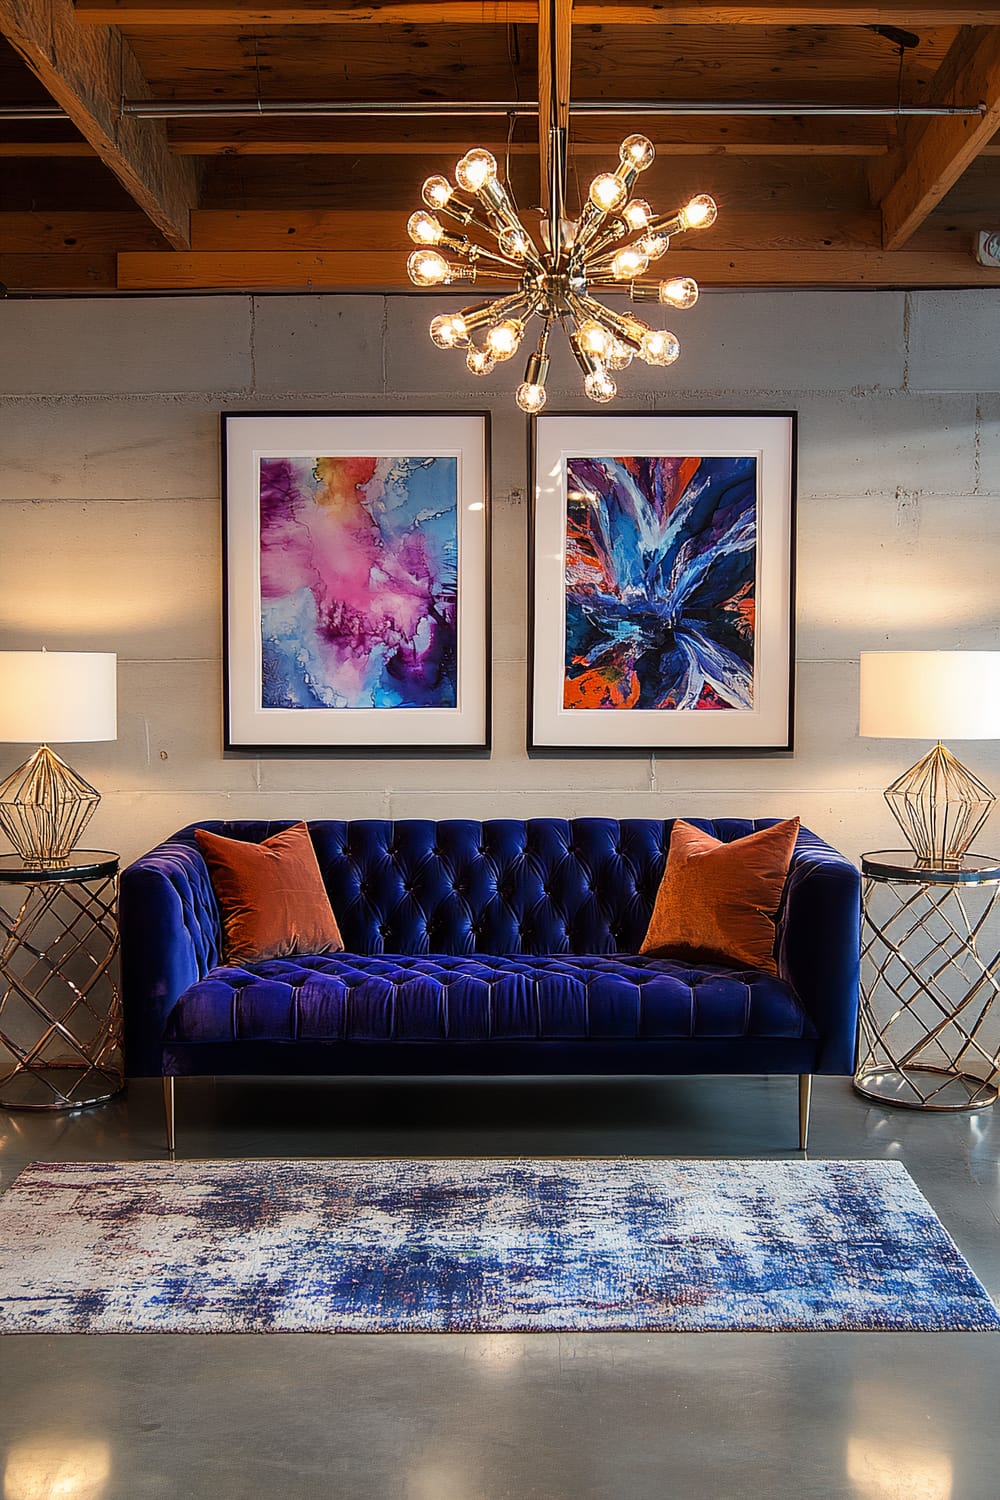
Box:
left=3, top=1437, right=111, bottom=1500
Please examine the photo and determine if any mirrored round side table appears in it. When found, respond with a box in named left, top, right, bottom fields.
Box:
left=0, top=851, right=124, bottom=1110
left=855, top=850, right=1000, bottom=1112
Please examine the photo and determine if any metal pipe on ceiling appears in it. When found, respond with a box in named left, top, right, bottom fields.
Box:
left=0, top=98, right=986, bottom=122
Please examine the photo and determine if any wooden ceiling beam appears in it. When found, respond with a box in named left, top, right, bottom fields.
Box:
left=74, top=1, right=536, bottom=20
left=5, top=205, right=992, bottom=258
left=0, top=0, right=198, bottom=247
left=0, top=210, right=166, bottom=249
left=197, top=153, right=870, bottom=212
left=0, top=141, right=97, bottom=155
left=118, top=249, right=404, bottom=287
left=0, top=114, right=904, bottom=157
left=116, top=245, right=1000, bottom=289
left=0, top=201, right=994, bottom=287
left=185, top=205, right=884, bottom=250
left=162, top=119, right=895, bottom=156
left=3, top=237, right=995, bottom=293
left=873, top=25, right=1000, bottom=248
left=1, top=252, right=116, bottom=287
left=0, top=205, right=885, bottom=254
left=71, top=0, right=1000, bottom=22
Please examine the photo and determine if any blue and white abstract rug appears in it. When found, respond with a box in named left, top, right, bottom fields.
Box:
left=0, top=1157, right=996, bottom=1334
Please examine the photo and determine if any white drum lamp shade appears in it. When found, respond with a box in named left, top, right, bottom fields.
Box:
left=859, top=651, right=1000, bottom=867
left=0, top=652, right=117, bottom=744
left=860, top=652, right=1000, bottom=741
left=0, top=652, right=118, bottom=867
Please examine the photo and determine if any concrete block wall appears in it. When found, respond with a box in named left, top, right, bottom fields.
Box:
left=0, top=289, right=998, bottom=865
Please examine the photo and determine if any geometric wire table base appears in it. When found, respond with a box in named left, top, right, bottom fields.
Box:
left=0, top=854, right=123, bottom=1111
left=0, top=1061, right=124, bottom=1112
left=854, top=1063, right=998, bottom=1113
left=856, top=853, right=1000, bottom=1113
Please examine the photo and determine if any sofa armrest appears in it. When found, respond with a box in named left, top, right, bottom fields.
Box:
left=120, top=839, right=222, bottom=1076
left=776, top=831, right=860, bottom=1074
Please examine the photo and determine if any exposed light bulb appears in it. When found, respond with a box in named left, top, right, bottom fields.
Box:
left=680, top=194, right=718, bottom=230
left=485, top=319, right=524, bottom=361
left=639, top=230, right=671, bottom=260
left=619, top=134, right=655, bottom=170
left=584, top=369, right=618, bottom=403
left=658, top=276, right=700, bottom=309
left=498, top=226, right=531, bottom=259
left=516, top=381, right=547, bottom=414
left=429, top=313, right=469, bottom=349
left=466, top=343, right=496, bottom=376
left=455, top=148, right=498, bottom=193
left=605, top=337, right=634, bottom=371
left=576, top=319, right=612, bottom=358
left=622, top=199, right=652, bottom=231
left=610, top=245, right=649, bottom=280
left=589, top=173, right=627, bottom=213
left=406, top=249, right=450, bottom=287
left=407, top=211, right=443, bottom=246
left=639, top=329, right=680, bottom=366
left=422, top=175, right=453, bottom=210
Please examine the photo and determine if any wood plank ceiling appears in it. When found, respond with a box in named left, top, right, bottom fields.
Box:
left=1, top=0, right=999, bottom=292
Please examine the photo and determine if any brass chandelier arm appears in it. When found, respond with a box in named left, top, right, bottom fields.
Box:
left=458, top=291, right=528, bottom=331
left=463, top=266, right=523, bottom=282
left=572, top=293, right=644, bottom=349
left=466, top=243, right=532, bottom=272
left=585, top=220, right=633, bottom=260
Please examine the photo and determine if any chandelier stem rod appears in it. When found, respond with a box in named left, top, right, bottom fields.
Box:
left=542, top=0, right=570, bottom=267
left=548, top=124, right=567, bottom=272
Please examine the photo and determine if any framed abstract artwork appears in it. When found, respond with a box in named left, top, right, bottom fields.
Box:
left=529, top=412, right=796, bottom=752
left=222, top=412, right=490, bottom=751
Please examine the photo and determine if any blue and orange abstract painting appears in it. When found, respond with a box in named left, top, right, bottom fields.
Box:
left=563, top=454, right=757, bottom=712
left=259, top=454, right=458, bottom=710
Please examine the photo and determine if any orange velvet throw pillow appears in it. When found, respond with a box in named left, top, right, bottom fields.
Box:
left=194, top=822, right=344, bottom=965
left=640, top=818, right=800, bottom=974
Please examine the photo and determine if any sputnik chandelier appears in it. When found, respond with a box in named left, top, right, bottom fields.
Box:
left=405, top=126, right=717, bottom=413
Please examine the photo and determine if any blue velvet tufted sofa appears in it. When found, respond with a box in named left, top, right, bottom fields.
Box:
left=119, top=817, right=860, bottom=1152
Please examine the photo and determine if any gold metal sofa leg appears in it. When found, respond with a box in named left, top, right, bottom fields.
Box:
left=798, top=1074, right=813, bottom=1151
left=163, top=1076, right=176, bottom=1155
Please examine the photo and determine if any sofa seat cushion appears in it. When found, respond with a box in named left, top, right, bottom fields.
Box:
left=163, top=953, right=817, bottom=1046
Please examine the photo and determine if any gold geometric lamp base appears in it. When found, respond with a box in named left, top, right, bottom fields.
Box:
left=0, top=744, right=101, bottom=869
left=884, top=741, right=995, bottom=870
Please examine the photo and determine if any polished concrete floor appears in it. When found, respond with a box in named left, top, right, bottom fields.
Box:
left=0, top=1073, right=997, bottom=1500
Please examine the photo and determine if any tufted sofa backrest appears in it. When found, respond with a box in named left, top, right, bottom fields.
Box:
left=174, top=817, right=790, bottom=957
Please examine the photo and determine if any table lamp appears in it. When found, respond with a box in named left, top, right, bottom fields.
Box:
left=859, top=650, right=1000, bottom=868
left=0, top=651, right=117, bottom=867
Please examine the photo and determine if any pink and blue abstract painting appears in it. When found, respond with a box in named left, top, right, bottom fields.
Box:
left=564, top=454, right=757, bottom=712
left=259, top=454, right=458, bottom=710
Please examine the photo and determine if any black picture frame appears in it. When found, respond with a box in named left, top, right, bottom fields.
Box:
left=528, top=410, right=796, bottom=754
left=222, top=410, right=491, bottom=754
